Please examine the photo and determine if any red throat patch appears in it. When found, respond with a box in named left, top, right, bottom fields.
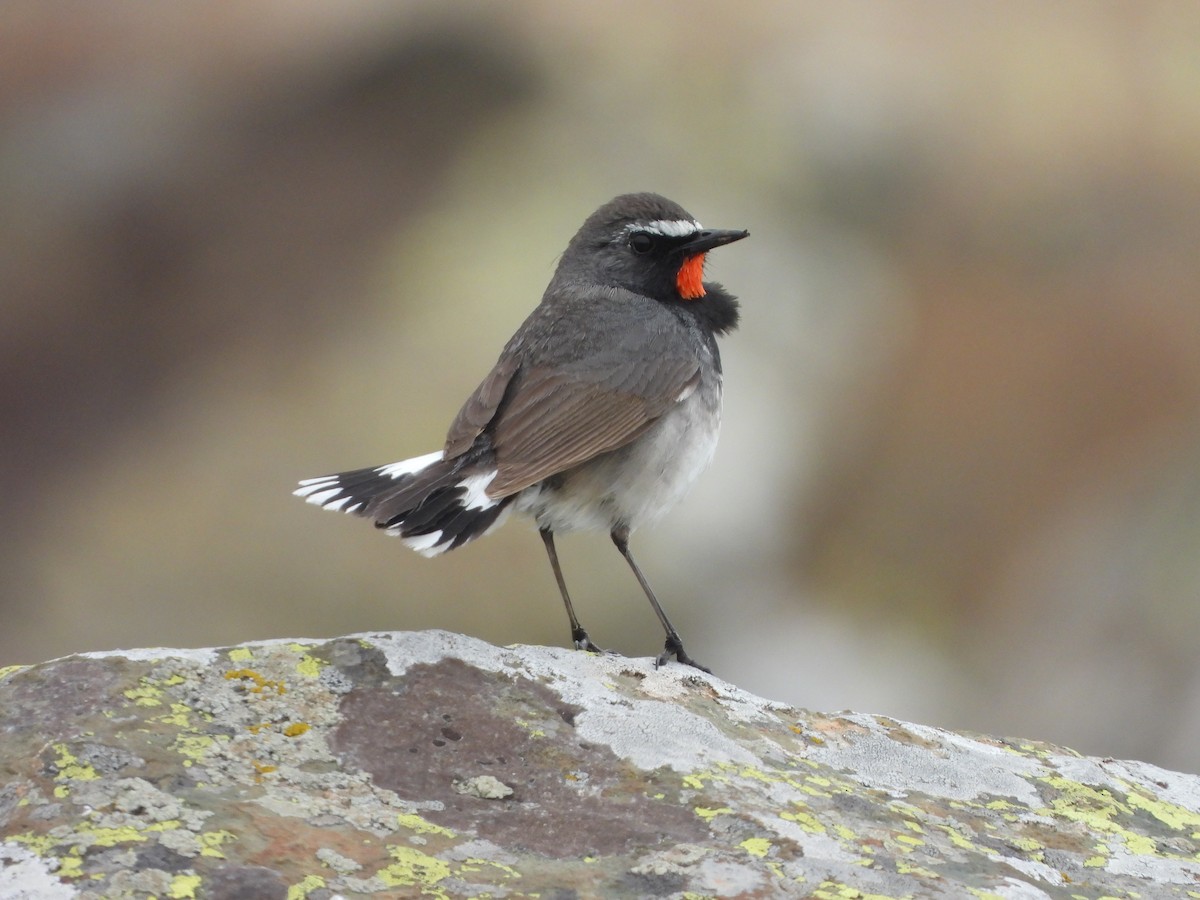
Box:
left=676, top=253, right=707, bottom=300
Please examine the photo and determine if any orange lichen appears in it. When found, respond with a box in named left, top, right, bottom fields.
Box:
left=223, top=669, right=286, bottom=695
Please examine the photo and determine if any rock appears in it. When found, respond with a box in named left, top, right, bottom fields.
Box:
left=1, top=630, right=1198, bottom=898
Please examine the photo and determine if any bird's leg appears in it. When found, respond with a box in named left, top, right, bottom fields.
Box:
left=540, top=528, right=604, bottom=653
left=610, top=527, right=712, bottom=673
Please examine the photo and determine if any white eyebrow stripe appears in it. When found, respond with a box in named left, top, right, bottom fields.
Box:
left=626, top=219, right=702, bottom=239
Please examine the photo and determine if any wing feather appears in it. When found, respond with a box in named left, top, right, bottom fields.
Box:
left=443, top=355, right=520, bottom=459
left=440, top=289, right=704, bottom=499
left=487, top=356, right=697, bottom=496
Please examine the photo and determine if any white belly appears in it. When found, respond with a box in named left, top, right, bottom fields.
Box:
left=513, top=377, right=722, bottom=534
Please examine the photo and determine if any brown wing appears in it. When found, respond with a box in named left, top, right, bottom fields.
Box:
left=443, top=355, right=519, bottom=459
left=487, top=358, right=700, bottom=495
left=442, top=283, right=707, bottom=498
left=442, top=347, right=700, bottom=498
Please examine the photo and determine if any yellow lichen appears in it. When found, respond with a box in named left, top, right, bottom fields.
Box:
left=199, top=830, right=236, bottom=859
left=1125, top=785, right=1200, bottom=834
left=833, top=824, right=858, bottom=842
left=812, top=880, right=898, bottom=900
left=173, top=734, right=216, bottom=763
left=939, top=823, right=981, bottom=852
left=286, top=874, right=326, bottom=900
left=291, top=647, right=325, bottom=678
left=123, top=679, right=167, bottom=707
left=740, top=837, right=772, bottom=858
left=154, top=704, right=193, bottom=728
left=168, top=873, right=202, bottom=899
left=82, top=826, right=147, bottom=848
left=781, top=806, right=826, bottom=834
left=7, top=832, right=58, bottom=855
left=460, top=857, right=522, bottom=881
left=738, top=765, right=776, bottom=784
left=52, top=744, right=99, bottom=782
left=896, top=860, right=940, bottom=879
left=377, top=845, right=452, bottom=895
left=56, top=854, right=83, bottom=879
left=396, top=813, right=456, bottom=839
left=1008, top=836, right=1044, bottom=855
left=1037, top=774, right=1165, bottom=857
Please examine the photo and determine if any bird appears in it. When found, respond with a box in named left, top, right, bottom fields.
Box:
left=295, top=193, right=748, bottom=671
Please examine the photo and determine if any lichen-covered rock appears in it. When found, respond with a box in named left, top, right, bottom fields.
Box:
left=1, top=630, right=1198, bottom=898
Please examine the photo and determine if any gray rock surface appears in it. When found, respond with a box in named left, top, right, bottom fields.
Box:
left=2, top=630, right=1198, bottom=898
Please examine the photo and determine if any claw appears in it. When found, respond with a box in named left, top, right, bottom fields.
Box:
left=572, top=628, right=606, bottom=655
left=655, top=634, right=712, bottom=674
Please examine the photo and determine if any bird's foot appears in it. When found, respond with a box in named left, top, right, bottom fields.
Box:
left=655, top=634, right=712, bottom=674
left=571, top=628, right=607, bottom=655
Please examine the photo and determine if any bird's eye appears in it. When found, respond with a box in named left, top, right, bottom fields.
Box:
left=629, top=232, right=655, bottom=254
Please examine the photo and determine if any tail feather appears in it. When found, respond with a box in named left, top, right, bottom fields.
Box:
left=387, top=484, right=465, bottom=532
left=294, top=451, right=512, bottom=557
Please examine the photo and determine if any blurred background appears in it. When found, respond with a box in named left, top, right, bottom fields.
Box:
left=3, top=1, right=1199, bottom=773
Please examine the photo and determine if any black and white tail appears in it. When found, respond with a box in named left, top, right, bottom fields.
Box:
left=294, top=451, right=512, bottom=557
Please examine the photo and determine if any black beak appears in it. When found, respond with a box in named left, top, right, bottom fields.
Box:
left=681, top=228, right=750, bottom=254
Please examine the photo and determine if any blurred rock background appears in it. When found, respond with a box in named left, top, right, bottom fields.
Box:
left=3, top=1, right=1199, bottom=772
